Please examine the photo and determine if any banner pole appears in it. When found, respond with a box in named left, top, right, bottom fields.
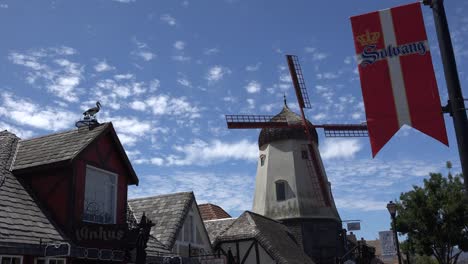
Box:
left=424, top=0, right=468, bottom=191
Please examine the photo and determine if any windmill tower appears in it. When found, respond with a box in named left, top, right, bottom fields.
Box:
left=225, top=55, right=367, bottom=263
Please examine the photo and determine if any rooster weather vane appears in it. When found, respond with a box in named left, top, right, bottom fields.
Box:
left=75, top=101, right=101, bottom=128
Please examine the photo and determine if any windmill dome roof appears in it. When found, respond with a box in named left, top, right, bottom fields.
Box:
left=258, top=105, right=318, bottom=147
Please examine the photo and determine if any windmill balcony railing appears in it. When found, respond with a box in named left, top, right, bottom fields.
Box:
left=225, top=115, right=291, bottom=128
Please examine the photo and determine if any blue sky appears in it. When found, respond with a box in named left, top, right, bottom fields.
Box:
left=0, top=0, right=467, bottom=240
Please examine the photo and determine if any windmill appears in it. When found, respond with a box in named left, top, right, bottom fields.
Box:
left=225, top=55, right=368, bottom=207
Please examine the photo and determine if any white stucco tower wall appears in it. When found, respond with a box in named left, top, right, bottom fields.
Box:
left=252, top=138, right=340, bottom=221
left=251, top=104, right=344, bottom=264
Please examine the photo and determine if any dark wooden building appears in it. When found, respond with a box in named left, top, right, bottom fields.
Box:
left=0, top=123, right=150, bottom=264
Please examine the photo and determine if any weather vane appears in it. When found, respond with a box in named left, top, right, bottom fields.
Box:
left=75, top=101, right=101, bottom=128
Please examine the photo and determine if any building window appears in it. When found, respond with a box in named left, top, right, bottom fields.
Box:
left=301, top=150, right=309, bottom=159
left=35, top=258, right=66, bottom=264
left=0, top=256, right=22, bottom=264
left=276, top=181, right=286, bottom=201
left=83, top=166, right=117, bottom=224
left=260, top=155, right=266, bottom=166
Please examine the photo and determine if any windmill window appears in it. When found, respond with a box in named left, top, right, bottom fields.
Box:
left=260, top=155, right=266, bottom=166
left=83, top=166, right=117, bottom=224
left=301, top=150, right=309, bottom=159
left=276, top=181, right=286, bottom=201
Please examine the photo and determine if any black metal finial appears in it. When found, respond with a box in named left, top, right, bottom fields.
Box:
left=283, top=93, right=288, bottom=107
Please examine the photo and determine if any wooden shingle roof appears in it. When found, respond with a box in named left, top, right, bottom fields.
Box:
left=128, top=192, right=194, bottom=249
left=204, top=218, right=236, bottom=244
left=0, top=131, right=66, bottom=246
left=10, top=123, right=138, bottom=184
left=214, top=211, right=315, bottom=264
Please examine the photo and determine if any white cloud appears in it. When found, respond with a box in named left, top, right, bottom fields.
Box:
left=160, top=14, right=176, bottom=26
left=312, top=52, right=328, bottom=61
left=130, top=100, right=147, bottom=111
left=94, top=60, right=115, bottom=72
left=114, top=73, right=134, bottom=80
left=104, top=116, right=152, bottom=146
left=320, top=139, right=362, bottom=159
left=174, top=41, right=185, bottom=50
left=137, top=51, right=155, bottom=61
left=245, top=80, right=261, bottom=93
left=316, top=72, right=339, bottom=80
left=305, top=47, right=316, bottom=53
left=131, top=38, right=156, bottom=62
left=0, top=4, right=8, bottom=8
left=0, top=93, right=76, bottom=131
left=172, top=55, right=191, bottom=62
left=206, top=66, right=230, bottom=83
left=166, top=139, right=258, bottom=166
left=129, top=95, right=200, bottom=119
left=245, top=62, right=261, bottom=72
left=312, top=113, right=327, bottom=121
left=8, top=47, right=83, bottom=102
left=112, top=0, right=135, bottom=3
left=204, top=48, right=220, bottom=55
left=0, top=121, right=34, bottom=139
left=177, top=77, right=192, bottom=87
left=260, top=103, right=277, bottom=112
left=128, top=171, right=255, bottom=214
left=246, top=98, right=255, bottom=109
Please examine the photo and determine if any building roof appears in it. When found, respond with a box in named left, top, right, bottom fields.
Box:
left=214, top=211, right=315, bottom=264
left=204, top=218, right=236, bottom=244
left=11, top=123, right=138, bottom=185
left=128, top=192, right=194, bottom=249
left=0, top=131, right=66, bottom=246
left=258, top=104, right=318, bottom=147
left=198, top=203, right=231, bottom=221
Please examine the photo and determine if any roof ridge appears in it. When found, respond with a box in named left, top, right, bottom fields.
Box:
left=129, top=191, right=194, bottom=201
left=203, top=217, right=235, bottom=222
left=18, top=122, right=109, bottom=142
left=245, top=210, right=282, bottom=224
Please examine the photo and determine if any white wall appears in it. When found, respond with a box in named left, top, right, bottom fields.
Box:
left=252, top=139, right=340, bottom=221
left=173, top=202, right=212, bottom=257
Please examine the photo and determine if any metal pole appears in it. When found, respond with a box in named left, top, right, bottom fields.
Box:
left=424, top=0, right=468, bottom=191
left=392, top=214, right=403, bottom=264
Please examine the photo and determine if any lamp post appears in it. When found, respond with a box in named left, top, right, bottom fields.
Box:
left=387, top=201, right=402, bottom=264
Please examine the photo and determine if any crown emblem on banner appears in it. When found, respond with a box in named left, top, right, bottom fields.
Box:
left=357, top=30, right=380, bottom=46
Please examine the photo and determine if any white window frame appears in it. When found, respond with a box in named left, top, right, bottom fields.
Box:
left=83, top=165, right=118, bottom=224
left=0, top=255, right=23, bottom=264
left=34, top=257, right=66, bottom=264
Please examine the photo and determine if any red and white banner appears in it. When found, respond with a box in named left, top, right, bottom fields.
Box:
left=350, top=2, right=448, bottom=157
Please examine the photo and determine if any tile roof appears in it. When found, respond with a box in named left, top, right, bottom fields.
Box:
left=128, top=192, right=194, bottom=249
left=215, top=211, right=315, bottom=264
left=0, top=131, right=66, bottom=245
left=198, top=203, right=231, bottom=221
left=203, top=218, right=236, bottom=244
left=11, top=123, right=138, bottom=184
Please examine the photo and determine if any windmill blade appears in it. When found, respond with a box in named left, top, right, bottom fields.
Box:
left=286, top=55, right=312, bottom=109
left=226, top=115, right=295, bottom=129
left=314, top=124, right=368, bottom=137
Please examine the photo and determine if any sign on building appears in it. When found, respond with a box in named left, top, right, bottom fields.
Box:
left=379, top=231, right=396, bottom=256
left=347, top=222, right=361, bottom=231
